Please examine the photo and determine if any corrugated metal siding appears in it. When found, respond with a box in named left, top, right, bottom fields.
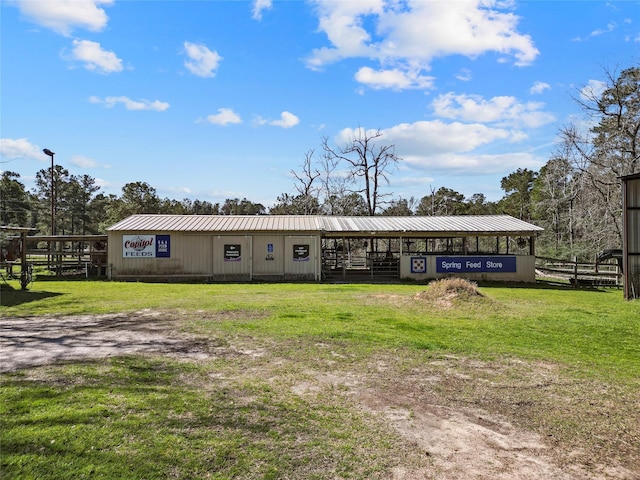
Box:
left=107, top=231, right=212, bottom=276
left=284, top=236, right=317, bottom=277
left=108, top=214, right=542, bottom=235
left=212, top=235, right=251, bottom=277
left=181, top=235, right=212, bottom=274
left=624, top=175, right=640, bottom=299
left=252, top=236, right=284, bottom=275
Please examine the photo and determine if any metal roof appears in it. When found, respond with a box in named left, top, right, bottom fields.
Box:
left=108, top=214, right=542, bottom=237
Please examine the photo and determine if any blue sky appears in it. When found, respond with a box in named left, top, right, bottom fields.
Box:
left=1, top=0, right=639, bottom=209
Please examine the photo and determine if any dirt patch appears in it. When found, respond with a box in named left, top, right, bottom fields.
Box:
left=0, top=310, right=249, bottom=372
left=1, top=312, right=638, bottom=479
left=353, top=354, right=638, bottom=480
left=288, top=351, right=638, bottom=479
left=290, top=365, right=573, bottom=479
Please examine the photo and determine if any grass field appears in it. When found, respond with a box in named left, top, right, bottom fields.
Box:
left=1, top=279, right=639, bottom=479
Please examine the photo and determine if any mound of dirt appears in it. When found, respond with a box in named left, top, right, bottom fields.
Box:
left=416, top=278, right=485, bottom=309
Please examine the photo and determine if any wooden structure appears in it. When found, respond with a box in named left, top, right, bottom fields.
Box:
left=1, top=226, right=33, bottom=290
left=22, top=235, right=108, bottom=275
left=536, top=256, right=622, bottom=288
left=1, top=231, right=108, bottom=284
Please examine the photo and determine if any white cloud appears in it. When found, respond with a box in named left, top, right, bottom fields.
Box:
left=378, top=121, right=513, bottom=155
left=269, top=111, right=300, bottom=128
left=334, top=120, right=543, bottom=176
left=530, top=81, right=551, bottom=94
left=307, top=0, right=538, bottom=90
left=378, top=1, right=538, bottom=65
left=95, top=178, right=112, bottom=189
left=183, top=42, right=222, bottom=78
left=392, top=175, right=436, bottom=188
left=252, top=0, right=272, bottom=20
left=253, top=116, right=268, bottom=126
left=165, top=186, right=193, bottom=196
left=573, top=21, right=618, bottom=42
left=69, top=155, right=110, bottom=169
left=590, top=21, right=617, bottom=37
left=90, top=96, right=170, bottom=111
left=402, top=151, right=542, bottom=175
left=0, top=138, right=45, bottom=161
left=305, top=0, right=382, bottom=70
left=455, top=69, right=472, bottom=82
left=432, top=92, right=555, bottom=128
left=354, top=66, right=434, bottom=90
left=68, top=39, right=123, bottom=74
left=205, top=108, right=242, bottom=125
left=580, top=79, right=607, bottom=101
left=16, top=0, right=112, bottom=36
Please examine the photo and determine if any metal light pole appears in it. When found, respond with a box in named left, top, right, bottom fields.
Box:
left=43, top=149, right=56, bottom=273
left=43, top=149, right=55, bottom=235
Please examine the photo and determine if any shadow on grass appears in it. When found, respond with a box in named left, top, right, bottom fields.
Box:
left=0, top=313, right=203, bottom=373
left=0, top=289, right=63, bottom=307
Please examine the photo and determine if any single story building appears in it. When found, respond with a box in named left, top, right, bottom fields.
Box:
left=107, top=214, right=543, bottom=283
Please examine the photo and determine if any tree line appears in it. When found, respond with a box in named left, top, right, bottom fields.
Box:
left=2, top=66, right=638, bottom=261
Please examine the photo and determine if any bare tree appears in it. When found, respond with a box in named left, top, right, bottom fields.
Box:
left=559, top=65, right=640, bottom=249
left=321, top=128, right=401, bottom=216
left=532, top=157, right=581, bottom=255
left=290, top=149, right=321, bottom=215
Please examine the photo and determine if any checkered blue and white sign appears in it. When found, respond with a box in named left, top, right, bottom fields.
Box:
left=411, top=256, right=427, bottom=273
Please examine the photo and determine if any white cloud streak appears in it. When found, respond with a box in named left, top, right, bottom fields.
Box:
left=269, top=111, right=300, bottom=128
left=530, top=81, right=551, bottom=94
left=354, top=66, right=435, bottom=90
left=252, top=0, right=272, bottom=20
left=89, top=96, right=170, bottom=111
left=15, top=0, right=113, bottom=36
left=334, top=119, right=543, bottom=176
left=69, top=39, right=123, bottom=74
left=183, top=41, right=222, bottom=78
left=432, top=92, right=555, bottom=128
left=0, top=138, right=44, bottom=161
left=205, top=108, right=242, bottom=125
left=590, top=21, right=617, bottom=37
left=69, top=155, right=110, bottom=169
left=580, top=79, right=607, bottom=101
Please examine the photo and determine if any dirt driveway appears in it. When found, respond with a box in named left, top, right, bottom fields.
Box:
left=2, top=312, right=637, bottom=480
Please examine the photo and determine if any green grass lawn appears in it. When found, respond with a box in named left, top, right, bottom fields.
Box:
left=3, top=280, right=638, bottom=381
left=1, top=279, right=639, bottom=479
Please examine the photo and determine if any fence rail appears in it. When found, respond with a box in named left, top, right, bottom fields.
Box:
left=2, top=234, right=108, bottom=278
left=535, top=256, right=622, bottom=287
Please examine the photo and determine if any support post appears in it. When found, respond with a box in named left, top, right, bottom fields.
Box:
left=20, top=232, right=28, bottom=290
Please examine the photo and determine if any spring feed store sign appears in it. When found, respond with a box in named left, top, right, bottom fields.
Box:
left=436, top=256, right=516, bottom=273
left=122, top=235, right=170, bottom=258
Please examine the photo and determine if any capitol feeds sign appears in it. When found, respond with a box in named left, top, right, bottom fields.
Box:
left=123, top=235, right=170, bottom=258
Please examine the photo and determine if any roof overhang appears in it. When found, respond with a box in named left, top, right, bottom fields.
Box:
left=107, top=214, right=543, bottom=238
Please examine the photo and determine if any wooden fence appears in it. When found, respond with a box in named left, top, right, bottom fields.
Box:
left=2, top=234, right=108, bottom=279
left=535, top=256, right=622, bottom=287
